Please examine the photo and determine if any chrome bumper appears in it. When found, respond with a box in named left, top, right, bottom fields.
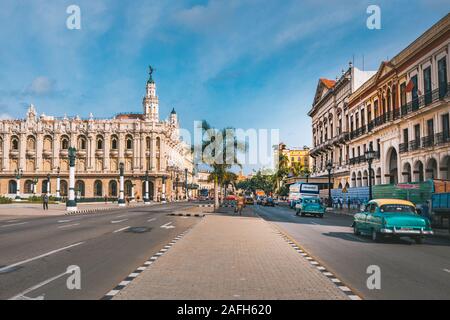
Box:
left=380, top=228, right=433, bottom=235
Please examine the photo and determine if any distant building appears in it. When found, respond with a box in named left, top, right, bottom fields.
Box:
left=275, top=143, right=311, bottom=174
left=0, top=68, right=195, bottom=200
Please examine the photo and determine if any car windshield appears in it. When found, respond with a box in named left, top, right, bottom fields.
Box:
left=380, top=204, right=416, bottom=214
left=304, top=198, right=319, bottom=204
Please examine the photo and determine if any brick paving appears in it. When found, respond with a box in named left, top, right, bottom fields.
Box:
left=114, top=207, right=349, bottom=300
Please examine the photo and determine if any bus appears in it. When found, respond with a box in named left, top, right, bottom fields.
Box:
left=289, top=183, right=320, bottom=208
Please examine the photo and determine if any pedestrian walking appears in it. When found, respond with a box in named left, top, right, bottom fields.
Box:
left=104, top=194, right=108, bottom=204
left=235, top=193, right=245, bottom=216
left=42, top=193, right=49, bottom=210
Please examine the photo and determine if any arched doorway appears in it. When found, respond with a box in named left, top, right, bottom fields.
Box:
left=8, top=180, right=17, bottom=194
left=387, top=147, right=398, bottom=184
left=94, top=180, right=103, bottom=197
left=60, top=180, right=68, bottom=197
left=125, top=180, right=133, bottom=197
left=425, top=158, right=438, bottom=180
left=440, top=156, right=450, bottom=180
left=75, top=180, right=85, bottom=198
left=413, top=161, right=424, bottom=182
left=24, top=180, right=34, bottom=194
left=376, top=168, right=382, bottom=185
left=109, top=180, right=118, bottom=197
left=402, top=163, right=412, bottom=183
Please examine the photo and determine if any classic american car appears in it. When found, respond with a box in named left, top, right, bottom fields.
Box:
left=352, top=199, right=433, bottom=244
left=295, top=197, right=326, bottom=218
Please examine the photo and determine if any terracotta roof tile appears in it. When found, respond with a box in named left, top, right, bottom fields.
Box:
left=320, top=78, right=336, bottom=89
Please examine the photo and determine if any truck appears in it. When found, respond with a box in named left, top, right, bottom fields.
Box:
left=431, top=192, right=450, bottom=233
left=288, top=183, right=319, bottom=208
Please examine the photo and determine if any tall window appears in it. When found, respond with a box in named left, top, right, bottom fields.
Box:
left=97, top=139, right=103, bottom=150
left=438, top=57, right=448, bottom=98
left=61, top=138, right=69, bottom=150
left=111, top=138, right=118, bottom=150
left=126, top=138, right=132, bottom=150
left=423, top=67, right=432, bottom=105
left=11, top=137, right=19, bottom=150
left=411, top=75, right=419, bottom=110
left=442, top=113, right=449, bottom=140
left=414, top=124, right=421, bottom=142
left=400, top=83, right=406, bottom=107
left=427, top=119, right=434, bottom=137
left=403, top=128, right=409, bottom=144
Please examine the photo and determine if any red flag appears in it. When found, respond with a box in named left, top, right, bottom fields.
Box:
left=405, top=79, right=414, bottom=93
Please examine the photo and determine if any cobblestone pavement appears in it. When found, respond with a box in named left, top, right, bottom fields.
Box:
left=114, top=207, right=349, bottom=300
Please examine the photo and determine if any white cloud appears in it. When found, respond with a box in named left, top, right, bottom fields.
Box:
left=27, top=77, right=55, bottom=95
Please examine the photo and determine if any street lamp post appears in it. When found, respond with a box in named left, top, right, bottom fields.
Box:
left=365, top=142, right=376, bottom=201
left=306, top=173, right=310, bottom=183
left=143, top=170, right=150, bottom=205
left=118, top=162, right=125, bottom=207
left=66, top=147, right=77, bottom=212
left=184, top=168, right=188, bottom=201
left=55, top=167, right=61, bottom=202
left=14, top=168, right=23, bottom=201
left=326, top=161, right=333, bottom=208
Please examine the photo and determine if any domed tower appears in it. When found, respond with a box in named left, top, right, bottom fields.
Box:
left=143, top=65, right=159, bottom=121
left=169, top=108, right=178, bottom=125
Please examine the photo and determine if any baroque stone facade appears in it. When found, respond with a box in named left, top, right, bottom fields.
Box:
left=0, top=69, right=194, bottom=200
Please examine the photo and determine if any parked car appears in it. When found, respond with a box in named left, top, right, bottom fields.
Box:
left=245, top=196, right=255, bottom=205
left=262, top=197, right=275, bottom=207
left=256, top=196, right=265, bottom=205
left=352, top=199, right=433, bottom=244
left=295, top=197, right=325, bottom=218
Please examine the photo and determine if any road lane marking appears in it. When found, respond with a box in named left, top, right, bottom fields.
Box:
left=9, top=270, right=70, bottom=300
left=147, top=218, right=156, bottom=222
left=116, top=214, right=128, bottom=218
left=111, top=219, right=128, bottom=224
left=113, top=226, right=130, bottom=233
left=0, top=242, right=84, bottom=273
left=57, top=219, right=76, bottom=223
left=443, top=269, right=450, bottom=274
left=57, top=223, right=80, bottom=229
left=1, top=222, right=28, bottom=228
left=160, top=222, right=175, bottom=229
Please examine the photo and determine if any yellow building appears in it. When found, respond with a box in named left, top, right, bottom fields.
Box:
left=276, top=143, right=311, bottom=173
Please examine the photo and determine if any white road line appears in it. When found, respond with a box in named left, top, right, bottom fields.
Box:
left=1, top=222, right=28, bottom=228
left=57, top=219, right=76, bottom=223
left=9, top=270, right=69, bottom=300
left=57, top=223, right=80, bottom=229
left=443, top=268, right=450, bottom=274
left=116, top=214, right=128, bottom=218
left=147, top=218, right=156, bottom=222
left=0, top=242, right=84, bottom=273
left=113, top=226, right=130, bottom=233
left=111, top=219, right=128, bottom=224
left=160, top=222, right=175, bottom=229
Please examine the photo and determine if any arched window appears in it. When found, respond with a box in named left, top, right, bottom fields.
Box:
left=111, top=138, right=118, bottom=150
left=146, top=137, right=151, bottom=150
left=27, top=136, right=36, bottom=150
left=109, top=180, right=118, bottom=197
left=78, top=137, right=87, bottom=150
left=126, top=138, right=133, bottom=150
left=94, top=180, right=103, bottom=197
left=61, top=137, right=69, bottom=150
left=8, top=180, right=17, bottom=194
left=11, top=137, right=19, bottom=150
left=97, top=139, right=103, bottom=150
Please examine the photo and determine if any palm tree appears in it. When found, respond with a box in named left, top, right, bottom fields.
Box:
left=198, top=121, right=246, bottom=210
left=274, top=153, right=289, bottom=195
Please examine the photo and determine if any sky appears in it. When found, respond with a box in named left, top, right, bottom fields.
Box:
left=0, top=0, right=448, bottom=169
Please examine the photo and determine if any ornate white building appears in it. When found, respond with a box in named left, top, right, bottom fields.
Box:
left=0, top=68, right=195, bottom=200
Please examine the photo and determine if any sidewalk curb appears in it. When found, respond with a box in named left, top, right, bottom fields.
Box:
left=198, top=204, right=214, bottom=208
left=64, top=203, right=159, bottom=216
left=253, top=206, right=363, bottom=300
left=167, top=213, right=205, bottom=218
left=101, top=229, right=191, bottom=300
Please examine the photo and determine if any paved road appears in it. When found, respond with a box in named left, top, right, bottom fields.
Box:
left=254, top=204, right=450, bottom=300
left=0, top=202, right=201, bottom=300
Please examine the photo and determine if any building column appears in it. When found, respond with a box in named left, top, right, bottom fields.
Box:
left=66, top=147, right=77, bottom=212
left=118, top=162, right=125, bottom=206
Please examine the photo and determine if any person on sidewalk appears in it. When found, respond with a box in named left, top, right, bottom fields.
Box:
left=104, top=194, right=108, bottom=204
left=235, top=193, right=245, bottom=216
left=42, top=193, right=49, bottom=211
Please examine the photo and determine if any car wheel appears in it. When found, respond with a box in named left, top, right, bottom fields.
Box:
left=319, top=214, right=324, bottom=219
left=371, top=229, right=382, bottom=242
left=353, top=225, right=360, bottom=235
left=414, top=237, right=424, bottom=244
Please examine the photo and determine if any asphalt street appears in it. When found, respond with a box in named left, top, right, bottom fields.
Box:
left=0, top=202, right=201, bottom=300
left=254, top=204, right=450, bottom=300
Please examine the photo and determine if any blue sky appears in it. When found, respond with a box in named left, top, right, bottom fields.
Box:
left=0, top=0, right=448, bottom=153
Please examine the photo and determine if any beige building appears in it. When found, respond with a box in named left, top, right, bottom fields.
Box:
left=346, top=14, right=450, bottom=188
left=308, top=64, right=376, bottom=188
left=0, top=69, right=195, bottom=201
left=276, top=143, right=311, bottom=172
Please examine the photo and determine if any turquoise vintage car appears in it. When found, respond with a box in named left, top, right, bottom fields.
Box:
left=295, top=197, right=325, bottom=218
left=352, top=199, right=433, bottom=244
